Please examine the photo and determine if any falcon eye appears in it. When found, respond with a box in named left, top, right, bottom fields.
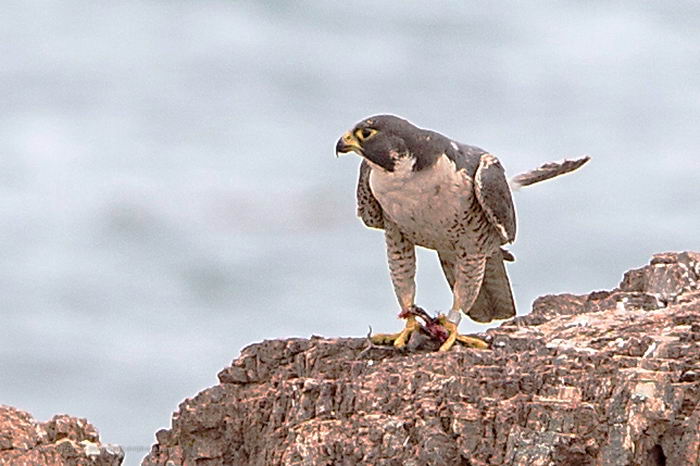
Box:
left=355, top=128, right=378, bottom=141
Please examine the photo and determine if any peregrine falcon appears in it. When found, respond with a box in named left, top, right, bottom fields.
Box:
left=336, top=114, right=589, bottom=351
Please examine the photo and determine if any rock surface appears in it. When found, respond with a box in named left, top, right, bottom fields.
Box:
left=0, top=405, right=124, bottom=466
left=143, top=252, right=700, bottom=466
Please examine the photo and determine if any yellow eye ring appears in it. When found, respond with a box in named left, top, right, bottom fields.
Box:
left=355, top=128, right=377, bottom=141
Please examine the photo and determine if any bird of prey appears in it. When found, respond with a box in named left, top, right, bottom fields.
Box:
left=336, top=114, right=589, bottom=351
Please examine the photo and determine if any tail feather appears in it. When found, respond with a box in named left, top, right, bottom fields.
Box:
left=466, top=255, right=516, bottom=322
left=510, top=156, right=590, bottom=190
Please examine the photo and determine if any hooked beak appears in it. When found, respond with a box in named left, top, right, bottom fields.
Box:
left=335, top=131, right=363, bottom=157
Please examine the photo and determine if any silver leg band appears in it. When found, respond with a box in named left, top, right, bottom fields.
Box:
left=447, top=309, right=462, bottom=325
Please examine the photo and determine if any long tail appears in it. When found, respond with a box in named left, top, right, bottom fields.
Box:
left=510, top=156, right=590, bottom=190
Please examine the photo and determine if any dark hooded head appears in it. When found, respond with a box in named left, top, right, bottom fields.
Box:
left=336, top=115, right=449, bottom=172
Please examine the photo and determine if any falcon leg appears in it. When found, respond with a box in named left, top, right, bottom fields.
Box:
left=440, top=253, right=488, bottom=352
left=370, top=221, right=418, bottom=348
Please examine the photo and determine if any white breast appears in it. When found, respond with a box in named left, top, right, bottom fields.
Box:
left=369, top=154, right=472, bottom=249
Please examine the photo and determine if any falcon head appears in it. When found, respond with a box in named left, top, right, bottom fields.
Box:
left=336, top=115, right=425, bottom=172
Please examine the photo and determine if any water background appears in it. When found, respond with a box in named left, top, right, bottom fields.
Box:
left=1, top=1, right=699, bottom=464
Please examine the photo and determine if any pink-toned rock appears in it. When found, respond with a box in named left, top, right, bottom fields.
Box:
left=0, top=406, right=123, bottom=466
left=143, top=252, right=700, bottom=466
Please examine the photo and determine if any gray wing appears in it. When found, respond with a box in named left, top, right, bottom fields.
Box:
left=474, top=154, right=516, bottom=244
left=445, top=142, right=485, bottom=177
left=445, top=144, right=516, bottom=244
left=356, top=160, right=385, bottom=229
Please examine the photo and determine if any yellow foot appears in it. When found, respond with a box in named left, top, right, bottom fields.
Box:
left=370, top=316, right=420, bottom=348
left=437, top=317, right=489, bottom=352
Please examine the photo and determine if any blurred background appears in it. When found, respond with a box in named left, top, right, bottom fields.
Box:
left=1, top=1, right=698, bottom=464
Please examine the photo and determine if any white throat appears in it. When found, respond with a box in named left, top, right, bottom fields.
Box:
left=365, top=156, right=416, bottom=179
left=368, top=153, right=461, bottom=196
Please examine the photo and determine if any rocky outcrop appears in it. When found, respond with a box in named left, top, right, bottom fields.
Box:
left=143, top=252, right=700, bottom=466
left=0, top=405, right=123, bottom=466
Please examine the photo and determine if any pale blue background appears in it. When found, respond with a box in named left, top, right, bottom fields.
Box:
left=1, top=1, right=698, bottom=464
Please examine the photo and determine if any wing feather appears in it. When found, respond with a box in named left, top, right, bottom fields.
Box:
left=474, top=154, right=516, bottom=243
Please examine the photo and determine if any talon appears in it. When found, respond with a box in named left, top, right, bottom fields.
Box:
left=456, top=334, right=489, bottom=349
left=370, top=315, right=421, bottom=348
left=436, top=316, right=488, bottom=351
left=438, top=320, right=458, bottom=352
